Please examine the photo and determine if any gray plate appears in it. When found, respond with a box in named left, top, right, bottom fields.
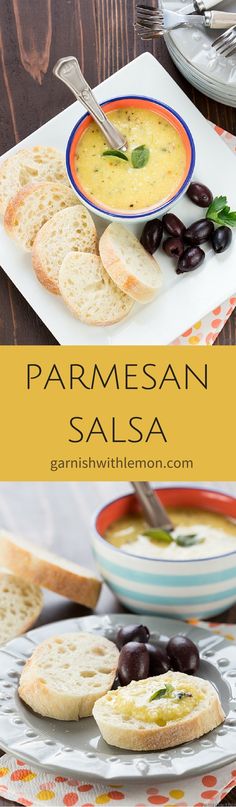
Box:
left=0, top=614, right=236, bottom=783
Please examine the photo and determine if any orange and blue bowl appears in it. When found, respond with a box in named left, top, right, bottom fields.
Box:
left=66, top=95, right=196, bottom=222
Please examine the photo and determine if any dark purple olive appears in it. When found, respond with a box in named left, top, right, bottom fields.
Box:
left=146, top=643, right=171, bottom=676
left=141, top=219, right=163, bottom=254
left=117, top=624, right=150, bottom=650
left=185, top=219, right=214, bottom=245
left=167, top=635, right=200, bottom=675
left=177, top=246, right=205, bottom=274
left=212, top=225, right=232, bottom=254
left=163, top=236, right=185, bottom=258
left=162, top=213, right=186, bottom=238
left=187, top=182, right=213, bottom=208
left=118, top=641, right=150, bottom=685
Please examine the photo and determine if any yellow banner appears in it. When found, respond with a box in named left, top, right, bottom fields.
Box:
left=0, top=346, right=234, bottom=480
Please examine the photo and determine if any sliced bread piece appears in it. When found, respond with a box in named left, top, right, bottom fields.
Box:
left=19, top=631, right=119, bottom=720
left=93, top=671, right=225, bottom=751
left=4, top=181, right=79, bottom=251
left=0, top=531, right=101, bottom=608
left=0, top=146, right=69, bottom=217
left=32, top=206, right=98, bottom=294
left=0, top=573, right=43, bottom=645
left=99, top=222, right=162, bottom=303
left=59, top=252, right=134, bottom=325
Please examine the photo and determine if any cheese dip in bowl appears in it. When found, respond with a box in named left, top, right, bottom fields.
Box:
left=92, top=487, right=236, bottom=619
left=66, top=96, right=195, bottom=222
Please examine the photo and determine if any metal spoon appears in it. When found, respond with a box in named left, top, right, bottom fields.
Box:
left=53, top=57, right=127, bottom=152
left=131, top=482, right=174, bottom=532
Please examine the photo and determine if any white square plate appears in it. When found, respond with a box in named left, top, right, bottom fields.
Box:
left=0, top=52, right=235, bottom=345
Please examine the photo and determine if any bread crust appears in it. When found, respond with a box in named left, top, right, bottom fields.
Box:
left=18, top=632, right=119, bottom=720
left=0, top=531, right=101, bottom=609
left=32, top=209, right=98, bottom=295
left=99, top=225, right=161, bottom=303
left=4, top=181, right=79, bottom=252
left=93, top=673, right=225, bottom=751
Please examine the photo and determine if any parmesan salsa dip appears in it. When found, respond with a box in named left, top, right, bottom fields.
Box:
left=105, top=508, right=236, bottom=560
left=75, top=107, right=187, bottom=212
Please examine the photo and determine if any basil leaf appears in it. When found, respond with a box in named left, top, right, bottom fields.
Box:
left=149, top=684, right=174, bottom=702
left=206, top=196, right=236, bottom=227
left=142, top=529, right=173, bottom=544
left=131, top=145, right=150, bottom=169
left=102, top=150, right=129, bottom=162
left=175, top=533, right=205, bottom=547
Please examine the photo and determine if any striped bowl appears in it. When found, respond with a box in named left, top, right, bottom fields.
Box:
left=92, top=487, right=236, bottom=620
left=66, top=95, right=195, bottom=223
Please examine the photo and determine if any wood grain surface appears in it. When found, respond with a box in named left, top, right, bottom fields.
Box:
left=0, top=0, right=235, bottom=344
left=0, top=481, right=235, bottom=806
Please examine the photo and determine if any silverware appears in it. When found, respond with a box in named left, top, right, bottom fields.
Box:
left=136, top=5, right=236, bottom=33
left=131, top=482, right=174, bottom=531
left=53, top=57, right=127, bottom=152
left=212, top=24, right=236, bottom=54
left=137, top=0, right=223, bottom=17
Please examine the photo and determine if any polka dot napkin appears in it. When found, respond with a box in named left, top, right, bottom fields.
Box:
left=172, top=125, right=236, bottom=346
left=0, top=622, right=236, bottom=807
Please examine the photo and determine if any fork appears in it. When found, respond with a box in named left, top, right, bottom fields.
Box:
left=136, top=5, right=236, bottom=34
left=212, top=24, right=236, bottom=55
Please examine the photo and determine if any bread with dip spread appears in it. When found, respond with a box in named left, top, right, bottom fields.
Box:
left=18, top=632, right=119, bottom=719
left=99, top=222, right=162, bottom=303
left=0, top=573, right=43, bottom=645
left=32, top=206, right=98, bottom=294
left=93, top=671, right=225, bottom=750
left=0, top=531, right=101, bottom=608
left=4, top=181, right=79, bottom=251
left=59, top=251, right=134, bottom=324
left=0, top=146, right=70, bottom=217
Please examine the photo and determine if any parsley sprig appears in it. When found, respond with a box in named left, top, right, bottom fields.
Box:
left=206, top=196, right=236, bottom=228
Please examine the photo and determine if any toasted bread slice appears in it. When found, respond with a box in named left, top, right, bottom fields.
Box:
left=4, top=181, right=79, bottom=251
left=0, top=531, right=101, bottom=608
left=19, top=632, right=119, bottom=720
left=0, top=573, right=43, bottom=645
left=59, top=252, right=134, bottom=325
left=32, top=206, right=98, bottom=294
left=0, top=146, right=69, bottom=217
left=93, top=671, right=225, bottom=751
left=99, top=222, right=162, bottom=303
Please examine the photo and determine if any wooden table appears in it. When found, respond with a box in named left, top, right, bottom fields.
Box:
left=0, top=0, right=236, bottom=344
left=0, top=481, right=235, bottom=806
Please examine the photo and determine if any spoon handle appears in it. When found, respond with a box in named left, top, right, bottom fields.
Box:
left=53, top=57, right=127, bottom=152
left=131, top=482, right=174, bottom=532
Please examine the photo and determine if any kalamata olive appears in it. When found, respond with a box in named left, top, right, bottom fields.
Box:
left=212, top=225, right=232, bottom=254
left=117, top=624, right=150, bottom=650
left=163, top=236, right=185, bottom=258
left=185, top=219, right=214, bottom=245
left=146, top=643, right=171, bottom=676
left=187, top=182, right=213, bottom=208
left=118, top=641, right=150, bottom=685
left=162, top=213, right=186, bottom=238
left=167, top=635, right=200, bottom=675
left=141, top=219, right=163, bottom=254
left=177, top=246, right=205, bottom=274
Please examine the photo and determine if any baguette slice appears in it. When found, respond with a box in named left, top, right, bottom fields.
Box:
left=0, top=573, right=43, bottom=645
left=59, top=252, right=134, bottom=325
left=0, top=146, right=69, bottom=216
left=19, top=632, right=119, bottom=720
left=93, top=671, right=225, bottom=751
left=4, top=181, right=79, bottom=251
left=32, top=206, right=98, bottom=294
left=0, top=531, right=101, bottom=608
left=99, top=222, right=162, bottom=303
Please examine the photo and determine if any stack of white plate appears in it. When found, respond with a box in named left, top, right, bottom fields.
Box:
left=164, top=0, right=236, bottom=105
